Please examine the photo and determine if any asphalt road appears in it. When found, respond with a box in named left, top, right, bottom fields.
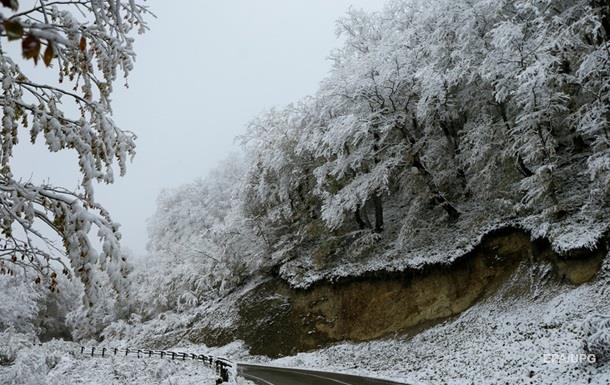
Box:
left=238, top=363, right=408, bottom=385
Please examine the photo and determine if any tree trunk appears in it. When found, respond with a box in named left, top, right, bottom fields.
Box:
left=395, top=116, right=461, bottom=221
left=372, top=193, right=384, bottom=233
left=354, top=204, right=370, bottom=230
left=412, top=155, right=461, bottom=221
left=496, top=101, right=535, bottom=178
left=516, top=153, right=534, bottom=177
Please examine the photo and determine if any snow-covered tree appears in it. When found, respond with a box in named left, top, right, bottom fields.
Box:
left=136, top=155, right=264, bottom=318
left=237, top=0, right=610, bottom=263
left=240, top=100, right=323, bottom=262
left=0, top=1, right=149, bottom=317
left=0, top=272, right=41, bottom=334
left=312, top=1, right=469, bottom=232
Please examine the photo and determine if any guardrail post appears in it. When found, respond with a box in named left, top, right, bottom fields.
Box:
left=220, top=366, right=229, bottom=383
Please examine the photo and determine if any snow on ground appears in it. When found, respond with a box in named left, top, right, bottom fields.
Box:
left=5, top=247, right=607, bottom=385
left=82, top=250, right=610, bottom=385
left=263, top=258, right=610, bottom=384
left=46, top=354, right=218, bottom=385
left=0, top=334, right=224, bottom=385
left=4, top=259, right=607, bottom=385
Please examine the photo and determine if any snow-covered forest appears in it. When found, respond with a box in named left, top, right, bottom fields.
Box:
left=141, top=0, right=610, bottom=310
left=1, top=0, right=610, bottom=384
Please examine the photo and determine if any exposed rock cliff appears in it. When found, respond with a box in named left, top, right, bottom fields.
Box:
left=187, top=228, right=605, bottom=357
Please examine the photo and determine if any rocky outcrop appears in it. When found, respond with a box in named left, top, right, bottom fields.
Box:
left=189, top=228, right=606, bottom=357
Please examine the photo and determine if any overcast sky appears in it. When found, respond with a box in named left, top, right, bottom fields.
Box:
left=12, top=0, right=383, bottom=255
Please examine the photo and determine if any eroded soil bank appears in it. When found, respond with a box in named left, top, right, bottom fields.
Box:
left=189, top=228, right=606, bottom=357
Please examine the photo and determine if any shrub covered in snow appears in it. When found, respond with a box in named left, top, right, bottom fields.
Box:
left=0, top=272, right=81, bottom=340
left=0, top=331, right=66, bottom=385
left=583, top=314, right=610, bottom=364
left=0, top=277, right=42, bottom=335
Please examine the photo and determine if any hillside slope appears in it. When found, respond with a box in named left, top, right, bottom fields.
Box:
left=268, top=255, right=610, bottom=385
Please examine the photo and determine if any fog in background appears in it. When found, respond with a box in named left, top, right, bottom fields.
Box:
left=11, top=1, right=382, bottom=255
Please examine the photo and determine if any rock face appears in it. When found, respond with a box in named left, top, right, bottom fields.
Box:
left=190, top=228, right=605, bottom=357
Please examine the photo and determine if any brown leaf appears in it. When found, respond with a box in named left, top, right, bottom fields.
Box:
left=3, top=19, right=23, bottom=40
left=50, top=271, right=57, bottom=279
left=22, top=34, right=41, bottom=64
left=43, top=42, right=54, bottom=67
left=79, top=36, right=86, bottom=52
left=0, top=0, right=18, bottom=11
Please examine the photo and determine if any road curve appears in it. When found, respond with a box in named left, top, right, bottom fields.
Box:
left=238, top=363, right=408, bottom=385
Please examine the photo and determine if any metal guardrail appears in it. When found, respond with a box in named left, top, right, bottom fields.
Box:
left=76, top=346, right=233, bottom=384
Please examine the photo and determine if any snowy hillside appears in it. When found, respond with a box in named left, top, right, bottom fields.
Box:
left=1, top=0, right=610, bottom=384
left=261, top=257, right=610, bottom=384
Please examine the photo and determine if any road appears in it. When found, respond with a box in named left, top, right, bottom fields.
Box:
left=238, top=363, right=408, bottom=385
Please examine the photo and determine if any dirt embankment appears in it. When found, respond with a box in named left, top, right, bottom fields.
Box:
left=189, top=228, right=606, bottom=357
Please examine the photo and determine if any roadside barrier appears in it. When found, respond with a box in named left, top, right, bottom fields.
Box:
left=76, top=345, right=233, bottom=384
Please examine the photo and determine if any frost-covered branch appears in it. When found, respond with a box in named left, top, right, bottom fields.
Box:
left=0, top=0, right=148, bottom=317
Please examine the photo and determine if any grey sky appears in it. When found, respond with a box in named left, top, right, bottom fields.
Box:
left=12, top=1, right=383, bottom=255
